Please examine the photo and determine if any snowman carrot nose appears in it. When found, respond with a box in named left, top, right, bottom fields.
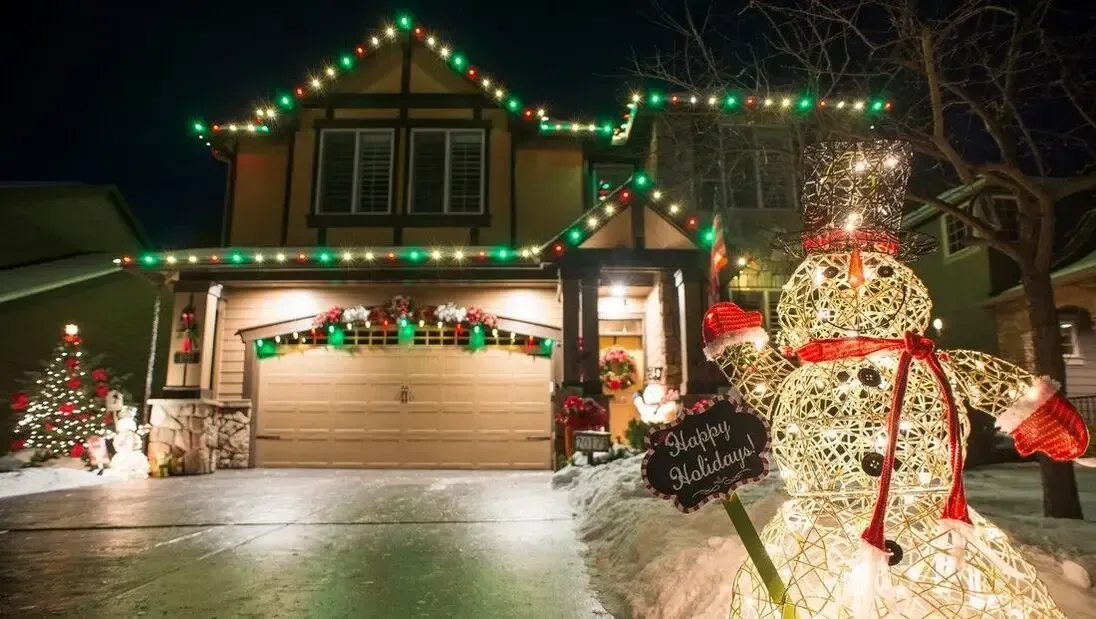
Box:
left=847, top=247, right=864, bottom=288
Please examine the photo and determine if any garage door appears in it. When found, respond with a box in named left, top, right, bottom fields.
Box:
left=255, top=346, right=552, bottom=469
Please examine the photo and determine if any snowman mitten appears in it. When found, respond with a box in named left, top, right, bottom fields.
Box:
left=995, top=377, right=1089, bottom=461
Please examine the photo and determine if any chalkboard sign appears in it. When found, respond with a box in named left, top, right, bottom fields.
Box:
left=573, top=430, right=611, bottom=454
left=642, top=398, right=771, bottom=513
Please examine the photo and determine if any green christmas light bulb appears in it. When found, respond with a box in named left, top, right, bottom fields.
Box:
left=409, top=250, right=421, bottom=261
left=648, top=92, right=663, bottom=106
left=279, top=94, right=292, bottom=107
left=568, top=229, right=582, bottom=244
left=798, top=98, right=812, bottom=109
left=192, top=122, right=204, bottom=133
left=507, top=98, right=520, bottom=111
left=142, top=254, right=157, bottom=265
left=452, top=54, right=466, bottom=68
left=397, top=14, right=412, bottom=29
left=633, top=173, right=649, bottom=187
left=871, top=100, right=885, bottom=111
left=340, top=55, right=353, bottom=68
left=319, top=252, right=332, bottom=263
left=725, top=96, right=738, bottom=107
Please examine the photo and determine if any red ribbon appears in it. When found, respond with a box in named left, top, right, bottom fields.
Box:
left=801, top=229, right=901, bottom=255
left=796, top=333, right=970, bottom=553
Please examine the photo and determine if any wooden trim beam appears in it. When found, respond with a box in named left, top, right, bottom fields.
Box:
left=306, top=213, right=491, bottom=228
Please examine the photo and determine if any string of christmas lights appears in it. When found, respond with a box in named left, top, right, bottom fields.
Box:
left=539, top=93, right=892, bottom=141
left=191, top=13, right=552, bottom=148
left=115, top=170, right=761, bottom=269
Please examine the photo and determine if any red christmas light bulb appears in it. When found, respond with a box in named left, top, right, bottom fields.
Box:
left=356, top=46, right=365, bottom=56
left=295, top=87, right=305, bottom=97
left=687, top=217, right=698, bottom=228
left=620, top=190, right=631, bottom=203
left=413, top=26, right=424, bottom=38
left=466, top=66, right=478, bottom=79
left=553, top=243, right=564, bottom=256
left=210, top=255, right=220, bottom=262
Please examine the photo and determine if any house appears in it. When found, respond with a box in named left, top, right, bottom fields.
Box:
left=905, top=181, right=1096, bottom=395
left=0, top=184, right=167, bottom=449
left=986, top=250, right=1096, bottom=398
left=126, top=14, right=730, bottom=473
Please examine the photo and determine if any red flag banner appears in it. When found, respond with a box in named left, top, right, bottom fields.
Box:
left=708, top=213, right=727, bottom=306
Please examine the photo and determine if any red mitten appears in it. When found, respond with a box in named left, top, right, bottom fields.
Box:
left=702, top=302, right=768, bottom=360
left=996, top=378, right=1090, bottom=461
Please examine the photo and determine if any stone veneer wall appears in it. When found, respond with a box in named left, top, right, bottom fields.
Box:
left=147, top=399, right=217, bottom=475
left=216, top=402, right=252, bottom=469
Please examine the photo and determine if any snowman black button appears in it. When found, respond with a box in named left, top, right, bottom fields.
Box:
left=858, top=367, right=881, bottom=387
left=861, top=452, right=885, bottom=477
left=885, top=539, right=903, bottom=566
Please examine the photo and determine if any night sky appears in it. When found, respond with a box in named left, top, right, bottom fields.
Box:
left=1, top=0, right=675, bottom=249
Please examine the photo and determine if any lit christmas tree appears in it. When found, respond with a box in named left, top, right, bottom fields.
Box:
left=9, top=324, right=124, bottom=458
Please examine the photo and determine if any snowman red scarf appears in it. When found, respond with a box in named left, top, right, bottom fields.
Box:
left=797, top=333, right=1026, bottom=614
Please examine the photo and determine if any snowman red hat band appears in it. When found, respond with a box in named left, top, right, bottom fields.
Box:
left=801, top=229, right=901, bottom=255
left=703, top=303, right=768, bottom=360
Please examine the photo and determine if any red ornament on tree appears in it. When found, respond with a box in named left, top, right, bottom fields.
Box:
left=45, top=423, right=54, bottom=432
left=95, top=383, right=110, bottom=398
left=103, top=414, right=114, bottom=425
left=10, top=439, right=25, bottom=451
left=67, top=377, right=82, bottom=390
left=59, top=402, right=75, bottom=415
left=92, top=368, right=108, bottom=382
left=65, top=357, right=79, bottom=370
left=10, top=392, right=28, bottom=411
left=70, top=443, right=85, bottom=458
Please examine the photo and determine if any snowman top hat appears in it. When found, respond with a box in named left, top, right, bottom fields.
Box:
left=774, top=139, right=936, bottom=261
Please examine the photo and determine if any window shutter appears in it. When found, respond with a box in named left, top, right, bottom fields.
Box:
left=356, top=132, right=392, bottom=213
left=448, top=131, right=484, bottom=213
left=410, top=131, right=446, bottom=213
left=317, top=132, right=356, bottom=213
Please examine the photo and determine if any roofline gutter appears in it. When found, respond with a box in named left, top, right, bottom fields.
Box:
left=984, top=261, right=1096, bottom=307
left=0, top=265, right=121, bottom=305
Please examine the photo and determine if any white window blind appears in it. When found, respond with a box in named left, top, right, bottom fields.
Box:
left=316, top=130, right=394, bottom=214
left=409, top=129, right=485, bottom=214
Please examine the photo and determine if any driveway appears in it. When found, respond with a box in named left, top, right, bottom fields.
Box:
left=0, top=470, right=611, bottom=618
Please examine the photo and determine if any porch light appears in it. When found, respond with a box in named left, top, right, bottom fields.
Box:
left=610, top=283, right=626, bottom=298
left=932, top=318, right=944, bottom=331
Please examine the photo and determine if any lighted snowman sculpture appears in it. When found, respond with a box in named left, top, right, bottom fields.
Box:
left=703, top=140, right=1088, bottom=619
left=107, top=391, right=148, bottom=480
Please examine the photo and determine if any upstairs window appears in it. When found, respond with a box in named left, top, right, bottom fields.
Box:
left=944, top=215, right=973, bottom=254
left=315, top=130, right=394, bottom=214
left=409, top=129, right=485, bottom=214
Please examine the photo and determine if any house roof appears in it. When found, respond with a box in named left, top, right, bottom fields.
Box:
left=191, top=11, right=893, bottom=150
left=986, top=249, right=1096, bottom=306
left=0, top=184, right=150, bottom=303
left=193, top=13, right=559, bottom=149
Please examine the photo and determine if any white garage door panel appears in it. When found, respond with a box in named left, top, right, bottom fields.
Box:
left=256, top=345, right=551, bottom=469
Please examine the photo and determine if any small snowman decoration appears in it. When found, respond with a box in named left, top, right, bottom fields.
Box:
left=703, top=140, right=1088, bottom=618
left=107, top=391, right=148, bottom=480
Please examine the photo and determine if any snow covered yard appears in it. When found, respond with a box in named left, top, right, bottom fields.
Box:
left=555, top=457, right=1096, bottom=619
left=0, top=459, right=116, bottom=500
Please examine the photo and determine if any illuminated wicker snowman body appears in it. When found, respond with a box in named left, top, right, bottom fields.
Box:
left=703, top=141, right=1089, bottom=619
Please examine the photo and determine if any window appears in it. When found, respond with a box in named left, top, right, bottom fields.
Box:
left=699, top=179, right=724, bottom=211
left=989, top=195, right=1021, bottom=241
left=409, top=129, right=485, bottom=214
left=754, top=127, right=796, bottom=211
left=695, top=125, right=795, bottom=210
left=1061, top=321, right=1083, bottom=361
left=315, top=130, right=394, bottom=214
left=944, top=215, right=973, bottom=254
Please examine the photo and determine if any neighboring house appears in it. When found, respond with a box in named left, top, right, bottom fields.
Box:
left=986, top=250, right=1096, bottom=397
left=127, top=16, right=722, bottom=472
left=0, top=184, right=168, bottom=449
left=905, top=181, right=1096, bottom=387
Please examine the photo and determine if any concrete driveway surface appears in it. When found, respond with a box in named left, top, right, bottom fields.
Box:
left=0, top=470, right=611, bottom=619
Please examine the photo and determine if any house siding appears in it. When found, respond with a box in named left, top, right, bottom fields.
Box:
left=910, top=216, right=999, bottom=353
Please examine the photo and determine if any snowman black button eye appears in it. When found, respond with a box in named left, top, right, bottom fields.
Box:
left=823, top=266, right=840, bottom=278
left=878, top=266, right=894, bottom=277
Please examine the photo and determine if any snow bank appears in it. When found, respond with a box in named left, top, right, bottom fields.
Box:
left=0, top=462, right=114, bottom=500
left=556, top=458, right=1096, bottom=619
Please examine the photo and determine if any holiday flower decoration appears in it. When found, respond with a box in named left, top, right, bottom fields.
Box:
left=706, top=140, right=1085, bottom=618
left=599, top=347, right=638, bottom=391
left=555, top=395, right=607, bottom=431
left=11, top=325, right=128, bottom=458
